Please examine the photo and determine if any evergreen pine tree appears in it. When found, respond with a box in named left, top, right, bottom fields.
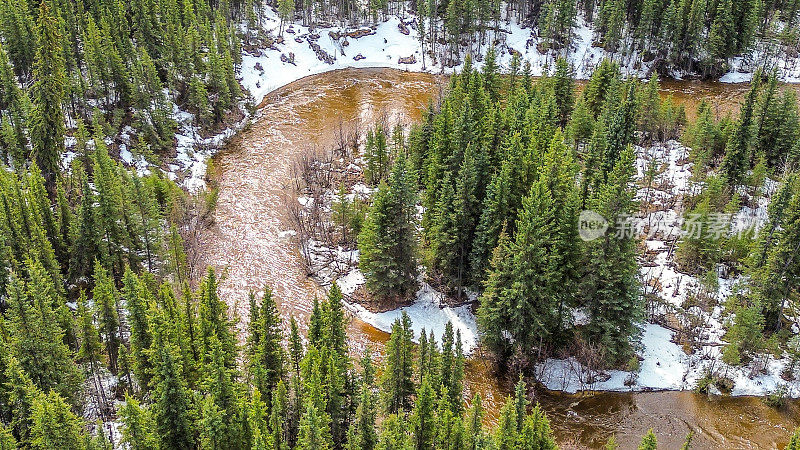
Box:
left=198, top=267, right=237, bottom=369
left=248, top=285, right=285, bottom=407
left=721, top=76, right=760, bottom=185
left=552, top=58, right=576, bottom=127
left=582, top=146, right=643, bottom=363
left=6, top=263, right=82, bottom=406
left=410, top=376, right=435, bottom=450
left=638, top=429, right=658, bottom=450
left=123, top=268, right=153, bottom=390
left=358, top=155, right=418, bottom=301
left=93, top=261, right=122, bottom=372
left=119, top=394, right=159, bottom=450
left=348, top=350, right=378, bottom=450
left=297, top=368, right=332, bottom=450
left=376, top=414, right=410, bottom=450
left=152, top=337, right=194, bottom=450
left=30, top=391, right=83, bottom=450
left=29, top=1, right=66, bottom=194
left=380, top=313, right=415, bottom=414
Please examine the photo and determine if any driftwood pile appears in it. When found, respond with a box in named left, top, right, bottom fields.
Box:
left=308, top=38, right=335, bottom=64
left=398, top=55, right=416, bottom=64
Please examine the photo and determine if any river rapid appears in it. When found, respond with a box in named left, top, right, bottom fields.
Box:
left=200, top=68, right=800, bottom=449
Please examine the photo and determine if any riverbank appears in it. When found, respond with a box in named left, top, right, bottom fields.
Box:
left=239, top=6, right=800, bottom=107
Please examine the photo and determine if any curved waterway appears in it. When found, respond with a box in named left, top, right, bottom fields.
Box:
left=201, top=68, right=800, bottom=448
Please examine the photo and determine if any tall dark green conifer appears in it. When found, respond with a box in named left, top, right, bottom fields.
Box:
left=380, top=313, right=415, bottom=414
left=247, top=285, right=285, bottom=407
left=582, top=146, right=643, bottom=363
left=358, top=155, right=418, bottom=301
left=29, top=1, right=66, bottom=194
left=721, top=75, right=760, bottom=185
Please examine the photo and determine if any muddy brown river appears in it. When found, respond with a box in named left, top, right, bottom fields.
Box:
left=200, top=68, right=800, bottom=448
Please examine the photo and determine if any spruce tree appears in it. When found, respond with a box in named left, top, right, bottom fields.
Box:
left=749, top=180, right=800, bottom=330
left=119, top=395, right=159, bottom=450
left=478, top=175, right=564, bottom=360
left=29, top=1, right=66, bottom=194
left=151, top=339, right=194, bottom=450
left=297, top=368, right=332, bottom=450
left=582, top=146, right=643, bottom=363
left=29, top=391, right=84, bottom=450
left=494, top=396, right=518, bottom=450
left=482, top=48, right=500, bottom=103
left=123, top=268, right=153, bottom=390
left=469, top=135, right=524, bottom=283
left=0, top=424, right=16, bottom=450
left=464, top=394, right=484, bottom=450
left=93, top=261, right=122, bottom=372
left=376, top=414, right=410, bottom=450
left=358, top=155, right=418, bottom=301
left=260, top=381, right=284, bottom=449
left=787, top=428, right=800, bottom=450
left=348, top=350, right=378, bottom=450
left=410, top=376, right=435, bottom=450
left=477, top=227, right=514, bottom=360
left=552, top=57, right=576, bottom=127
left=198, top=267, right=237, bottom=369
left=721, top=75, right=760, bottom=185
left=380, top=313, right=415, bottom=414
left=638, top=429, right=658, bottom=449
left=248, top=285, right=285, bottom=407
left=69, top=169, right=101, bottom=284
left=518, top=405, right=557, bottom=449
left=6, top=263, right=82, bottom=406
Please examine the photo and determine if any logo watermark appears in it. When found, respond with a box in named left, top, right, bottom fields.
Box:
left=578, top=210, right=609, bottom=242
left=578, top=210, right=762, bottom=241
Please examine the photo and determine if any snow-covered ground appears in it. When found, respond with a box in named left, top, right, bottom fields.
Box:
left=346, top=279, right=479, bottom=353
left=171, top=105, right=252, bottom=191
left=721, top=38, right=800, bottom=83
left=537, top=322, right=797, bottom=396
left=240, top=11, right=643, bottom=106
left=537, top=140, right=798, bottom=397
left=241, top=7, right=800, bottom=108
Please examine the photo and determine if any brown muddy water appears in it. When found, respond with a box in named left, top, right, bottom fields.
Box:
left=201, top=68, right=799, bottom=448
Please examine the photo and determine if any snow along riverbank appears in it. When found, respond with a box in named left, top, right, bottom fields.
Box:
left=536, top=141, right=799, bottom=397
left=240, top=6, right=800, bottom=107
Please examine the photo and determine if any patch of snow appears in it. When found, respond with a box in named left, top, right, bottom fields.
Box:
left=240, top=11, right=662, bottom=106
left=171, top=104, right=252, bottom=191
left=538, top=323, right=799, bottom=397
left=119, top=145, right=133, bottom=165
left=537, top=324, right=687, bottom=393
left=278, top=229, right=297, bottom=238
left=344, top=280, right=479, bottom=354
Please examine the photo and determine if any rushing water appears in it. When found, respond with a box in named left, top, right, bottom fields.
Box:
left=201, top=68, right=800, bottom=449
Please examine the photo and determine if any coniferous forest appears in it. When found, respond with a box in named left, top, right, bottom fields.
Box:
left=0, top=0, right=798, bottom=446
